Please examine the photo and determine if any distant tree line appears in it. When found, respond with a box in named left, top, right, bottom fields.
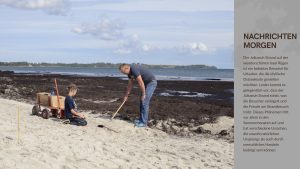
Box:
left=0, top=62, right=217, bottom=69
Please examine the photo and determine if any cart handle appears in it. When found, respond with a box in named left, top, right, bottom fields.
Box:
left=54, top=78, right=61, bottom=110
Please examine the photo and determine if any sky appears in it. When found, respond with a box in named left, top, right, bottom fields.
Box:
left=0, top=0, right=234, bottom=68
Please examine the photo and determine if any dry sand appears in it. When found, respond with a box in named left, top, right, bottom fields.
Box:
left=0, top=98, right=233, bottom=169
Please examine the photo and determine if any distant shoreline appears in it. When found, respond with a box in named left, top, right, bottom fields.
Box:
left=0, top=62, right=218, bottom=69
left=0, top=69, right=234, bottom=82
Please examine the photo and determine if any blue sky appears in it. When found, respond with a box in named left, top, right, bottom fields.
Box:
left=0, top=0, right=233, bottom=68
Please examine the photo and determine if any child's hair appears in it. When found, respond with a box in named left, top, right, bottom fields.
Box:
left=67, top=83, right=78, bottom=92
left=119, top=63, right=129, bottom=70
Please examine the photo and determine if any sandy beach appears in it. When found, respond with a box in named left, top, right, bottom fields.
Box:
left=0, top=70, right=234, bottom=168
left=0, top=98, right=233, bottom=169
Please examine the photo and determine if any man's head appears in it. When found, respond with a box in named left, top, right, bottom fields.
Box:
left=119, top=64, right=131, bottom=75
left=67, top=83, right=78, bottom=96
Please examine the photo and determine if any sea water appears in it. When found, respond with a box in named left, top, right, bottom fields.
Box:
left=0, top=66, right=233, bottom=81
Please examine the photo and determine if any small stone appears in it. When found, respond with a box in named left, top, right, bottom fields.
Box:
left=191, top=126, right=208, bottom=134
left=167, top=119, right=174, bottom=125
left=6, top=136, right=13, bottom=140
left=148, top=120, right=156, bottom=127
left=188, top=132, right=195, bottom=137
left=6, top=85, right=13, bottom=89
left=188, top=123, right=194, bottom=128
left=171, top=125, right=180, bottom=133
left=4, top=89, right=11, bottom=94
left=180, top=132, right=189, bottom=137
left=162, top=121, right=171, bottom=133
left=219, top=130, right=229, bottom=136
left=182, top=127, right=189, bottom=132
left=214, top=153, right=220, bottom=158
left=156, top=120, right=163, bottom=130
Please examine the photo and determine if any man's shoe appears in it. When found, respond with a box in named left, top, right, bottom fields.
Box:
left=135, top=122, right=147, bottom=128
left=134, top=119, right=141, bottom=124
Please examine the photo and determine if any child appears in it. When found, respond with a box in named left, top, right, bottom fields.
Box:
left=65, top=83, right=87, bottom=126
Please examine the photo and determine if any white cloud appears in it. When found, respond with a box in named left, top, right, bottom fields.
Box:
left=71, top=16, right=218, bottom=56
left=116, top=41, right=215, bottom=56
left=0, top=0, right=70, bottom=15
left=142, top=44, right=154, bottom=52
left=72, top=17, right=154, bottom=54
left=71, top=16, right=125, bottom=41
left=180, top=42, right=215, bottom=55
left=189, top=42, right=208, bottom=51
left=115, top=34, right=155, bottom=54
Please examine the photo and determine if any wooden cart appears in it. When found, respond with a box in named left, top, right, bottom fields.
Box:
left=32, top=79, right=65, bottom=119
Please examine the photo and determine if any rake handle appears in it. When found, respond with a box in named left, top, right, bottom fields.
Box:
left=111, top=100, right=126, bottom=120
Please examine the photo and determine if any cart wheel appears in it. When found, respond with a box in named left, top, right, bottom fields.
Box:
left=41, top=109, right=50, bottom=119
left=32, top=105, right=40, bottom=115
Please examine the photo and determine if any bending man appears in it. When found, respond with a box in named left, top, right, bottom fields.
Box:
left=119, top=63, right=157, bottom=127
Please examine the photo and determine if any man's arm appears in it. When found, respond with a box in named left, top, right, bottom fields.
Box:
left=124, top=79, right=134, bottom=101
left=136, top=75, right=146, bottom=101
left=71, top=109, right=85, bottom=119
